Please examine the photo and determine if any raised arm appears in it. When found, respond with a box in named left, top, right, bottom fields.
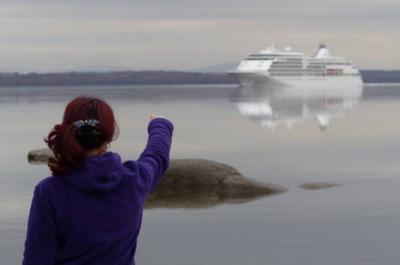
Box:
left=130, top=117, right=174, bottom=193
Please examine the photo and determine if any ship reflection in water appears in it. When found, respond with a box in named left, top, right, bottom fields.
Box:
left=232, top=84, right=363, bottom=130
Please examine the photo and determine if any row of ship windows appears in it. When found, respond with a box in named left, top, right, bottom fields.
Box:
left=246, top=59, right=351, bottom=66
left=272, top=65, right=327, bottom=68
left=270, top=65, right=340, bottom=69
left=310, top=62, right=351, bottom=66
left=271, top=73, right=322, bottom=76
left=275, top=62, right=329, bottom=65
left=273, top=64, right=328, bottom=67
left=257, top=58, right=303, bottom=60
left=251, top=62, right=335, bottom=68
left=270, top=73, right=359, bottom=76
left=270, top=71, right=326, bottom=74
left=270, top=70, right=327, bottom=72
left=257, top=63, right=335, bottom=68
left=272, top=65, right=304, bottom=67
left=270, top=68, right=325, bottom=71
left=249, top=54, right=303, bottom=57
left=270, top=66, right=326, bottom=69
left=246, top=58, right=273, bottom=61
left=270, top=73, right=358, bottom=76
left=247, top=59, right=306, bottom=62
left=273, top=62, right=303, bottom=65
left=270, top=68, right=307, bottom=71
left=248, top=54, right=349, bottom=61
left=269, top=70, right=325, bottom=73
left=253, top=63, right=325, bottom=66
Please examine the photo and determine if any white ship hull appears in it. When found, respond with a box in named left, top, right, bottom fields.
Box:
left=233, top=72, right=363, bottom=89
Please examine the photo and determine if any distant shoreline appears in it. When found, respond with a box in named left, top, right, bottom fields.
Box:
left=364, top=83, right=400, bottom=86
left=0, top=70, right=399, bottom=87
left=360, top=70, right=400, bottom=84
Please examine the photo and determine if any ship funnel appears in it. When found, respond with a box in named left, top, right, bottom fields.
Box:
left=314, top=43, right=330, bottom=59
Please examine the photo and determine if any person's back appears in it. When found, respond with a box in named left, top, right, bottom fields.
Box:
left=22, top=97, right=173, bottom=265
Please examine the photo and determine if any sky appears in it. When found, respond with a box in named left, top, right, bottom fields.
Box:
left=0, top=0, right=399, bottom=72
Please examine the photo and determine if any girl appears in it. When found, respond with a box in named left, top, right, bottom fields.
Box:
left=22, top=96, right=173, bottom=265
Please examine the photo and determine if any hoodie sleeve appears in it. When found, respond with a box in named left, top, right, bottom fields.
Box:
left=128, top=118, right=173, bottom=193
left=23, top=184, right=57, bottom=265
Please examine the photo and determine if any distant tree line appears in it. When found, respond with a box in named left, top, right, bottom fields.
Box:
left=0, top=71, right=237, bottom=87
left=360, top=70, right=400, bottom=83
left=0, top=70, right=398, bottom=87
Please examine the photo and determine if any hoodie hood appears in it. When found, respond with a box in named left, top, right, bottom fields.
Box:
left=65, top=152, right=124, bottom=193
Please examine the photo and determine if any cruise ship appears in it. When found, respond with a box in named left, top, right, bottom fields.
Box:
left=232, top=44, right=363, bottom=88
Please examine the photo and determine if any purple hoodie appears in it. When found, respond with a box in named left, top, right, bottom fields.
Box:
left=22, top=118, right=173, bottom=265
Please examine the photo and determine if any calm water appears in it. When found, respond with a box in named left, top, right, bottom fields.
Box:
left=1, top=84, right=400, bottom=265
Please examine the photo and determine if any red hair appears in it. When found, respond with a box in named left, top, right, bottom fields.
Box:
left=45, top=96, right=117, bottom=176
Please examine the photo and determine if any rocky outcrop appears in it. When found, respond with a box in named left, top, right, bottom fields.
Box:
left=145, top=159, right=287, bottom=208
left=28, top=149, right=53, bottom=163
left=28, top=149, right=287, bottom=208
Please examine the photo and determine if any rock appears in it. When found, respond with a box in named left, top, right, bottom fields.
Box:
left=28, top=149, right=288, bottom=208
left=299, top=183, right=342, bottom=190
left=28, top=148, right=53, bottom=164
left=145, top=159, right=287, bottom=208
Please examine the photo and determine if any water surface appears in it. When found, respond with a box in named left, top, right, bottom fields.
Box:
left=1, top=84, right=400, bottom=265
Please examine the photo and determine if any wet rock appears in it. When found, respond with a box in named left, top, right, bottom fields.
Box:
left=145, top=159, right=287, bottom=208
left=299, top=183, right=342, bottom=190
left=28, top=148, right=53, bottom=164
left=28, top=149, right=287, bottom=208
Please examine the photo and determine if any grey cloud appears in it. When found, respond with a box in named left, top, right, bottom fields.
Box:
left=4, top=1, right=400, bottom=20
left=0, top=0, right=399, bottom=72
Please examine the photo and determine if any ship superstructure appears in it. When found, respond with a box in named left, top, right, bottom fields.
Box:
left=233, top=44, right=362, bottom=87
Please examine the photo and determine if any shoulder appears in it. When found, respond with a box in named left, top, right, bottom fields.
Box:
left=35, top=175, right=65, bottom=200
left=36, top=175, right=62, bottom=189
left=123, top=159, right=154, bottom=173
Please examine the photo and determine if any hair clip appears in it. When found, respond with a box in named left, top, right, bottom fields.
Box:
left=73, top=119, right=100, bottom=128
